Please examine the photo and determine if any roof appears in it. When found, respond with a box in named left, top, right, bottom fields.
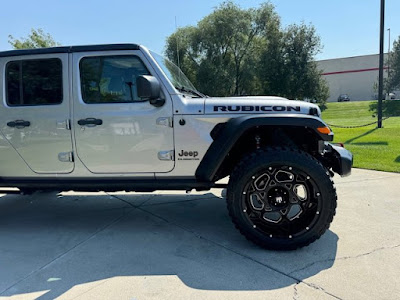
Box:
left=317, top=53, right=388, bottom=63
left=0, top=44, right=141, bottom=58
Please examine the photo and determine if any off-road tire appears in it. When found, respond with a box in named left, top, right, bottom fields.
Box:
left=227, top=147, right=337, bottom=250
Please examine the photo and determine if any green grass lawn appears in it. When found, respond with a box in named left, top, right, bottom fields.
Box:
left=322, top=101, right=400, bottom=173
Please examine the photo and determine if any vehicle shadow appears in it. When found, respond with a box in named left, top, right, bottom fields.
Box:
left=0, top=192, right=338, bottom=299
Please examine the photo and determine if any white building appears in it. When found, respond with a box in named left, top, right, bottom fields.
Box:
left=317, top=54, right=388, bottom=102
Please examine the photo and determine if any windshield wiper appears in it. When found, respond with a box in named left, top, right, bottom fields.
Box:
left=175, top=86, right=206, bottom=98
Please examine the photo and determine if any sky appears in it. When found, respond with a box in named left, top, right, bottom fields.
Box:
left=0, top=0, right=399, bottom=60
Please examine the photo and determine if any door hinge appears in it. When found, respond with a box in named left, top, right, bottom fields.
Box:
left=57, top=119, right=71, bottom=130
left=58, top=151, right=74, bottom=162
left=158, top=150, right=174, bottom=161
left=156, top=117, right=173, bottom=128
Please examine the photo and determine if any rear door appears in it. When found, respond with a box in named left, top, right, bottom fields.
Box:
left=72, top=51, right=174, bottom=174
left=0, top=54, right=74, bottom=173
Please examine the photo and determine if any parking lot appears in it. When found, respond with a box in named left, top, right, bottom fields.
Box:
left=0, top=169, right=399, bottom=300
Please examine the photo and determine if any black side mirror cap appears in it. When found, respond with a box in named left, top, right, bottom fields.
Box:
left=137, top=75, right=161, bottom=100
left=149, top=98, right=166, bottom=107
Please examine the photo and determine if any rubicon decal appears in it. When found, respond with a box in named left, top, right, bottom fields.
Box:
left=213, top=105, right=301, bottom=112
left=177, top=150, right=199, bottom=161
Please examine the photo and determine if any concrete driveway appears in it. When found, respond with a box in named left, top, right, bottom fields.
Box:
left=0, top=169, right=399, bottom=300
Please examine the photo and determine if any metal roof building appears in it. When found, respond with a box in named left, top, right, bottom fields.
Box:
left=317, top=54, right=388, bottom=102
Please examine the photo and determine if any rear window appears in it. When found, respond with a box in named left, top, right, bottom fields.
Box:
left=6, top=58, right=63, bottom=106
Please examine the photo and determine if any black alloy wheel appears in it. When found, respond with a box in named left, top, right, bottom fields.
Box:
left=227, top=147, right=337, bottom=250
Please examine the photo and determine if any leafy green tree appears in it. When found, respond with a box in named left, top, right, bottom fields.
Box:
left=281, top=24, right=325, bottom=100
left=165, top=1, right=328, bottom=107
left=385, top=36, right=400, bottom=93
left=165, top=26, right=200, bottom=88
left=369, top=100, right=400, bottom=117
left=8, top=28, right=60, bottom=49
left=371, top=36, right=400, bottom=118
left=167, top=2, right=280, bottom=96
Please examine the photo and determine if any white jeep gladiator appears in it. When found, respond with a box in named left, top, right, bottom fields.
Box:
left=0, top=44, right=352, bottom=250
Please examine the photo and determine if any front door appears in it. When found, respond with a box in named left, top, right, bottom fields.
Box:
left=72, top=51, right=174, bottom=174
left=0, top=54, right=74, bottom=173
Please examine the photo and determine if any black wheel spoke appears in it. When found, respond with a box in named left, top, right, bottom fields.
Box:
left=227, top=147, right=337, bottom=250
left=242, top=164, right=322, bottom=238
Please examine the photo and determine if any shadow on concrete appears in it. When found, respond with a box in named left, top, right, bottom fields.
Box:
left=0, top=192, right=338, bottom=299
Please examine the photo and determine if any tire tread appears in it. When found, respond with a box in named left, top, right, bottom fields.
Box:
left=226, top=147, right=337, bottom=250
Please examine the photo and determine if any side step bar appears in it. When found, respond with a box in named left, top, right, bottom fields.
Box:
left=0, top=181, right=228, bottom=194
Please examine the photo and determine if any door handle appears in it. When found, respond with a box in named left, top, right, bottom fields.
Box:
left=77, top=118, right=103, bottom=127
left=7, top=120, right=31, bottom=129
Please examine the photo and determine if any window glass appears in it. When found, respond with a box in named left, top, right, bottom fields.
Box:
left=149, top=51, right=197, bottom=92
left=6, top=58, right=63, bottom=106
left=80, top=56, right=150, bottom=104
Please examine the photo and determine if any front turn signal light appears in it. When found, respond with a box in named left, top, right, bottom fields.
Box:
left=317, top=126, right=332, bottom=135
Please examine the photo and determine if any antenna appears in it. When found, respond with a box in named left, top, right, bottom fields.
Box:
left=175, top=16, right=182, bottom=83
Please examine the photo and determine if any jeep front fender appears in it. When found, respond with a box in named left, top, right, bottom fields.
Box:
left=195, top=114, right=333, bottom=182
left=325, top=143, right=353, bottom=176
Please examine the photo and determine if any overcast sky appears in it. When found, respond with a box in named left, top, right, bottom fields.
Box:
left=0, top=0, right=398, bottom=60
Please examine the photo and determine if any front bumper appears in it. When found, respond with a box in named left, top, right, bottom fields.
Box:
left=325, top=143, right=353, bottom=177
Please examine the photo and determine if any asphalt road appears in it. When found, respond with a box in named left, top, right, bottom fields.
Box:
left=0, top=169, right=399, bottom=300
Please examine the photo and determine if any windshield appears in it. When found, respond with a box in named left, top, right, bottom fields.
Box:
left=149, top=51, right=199, bottom=94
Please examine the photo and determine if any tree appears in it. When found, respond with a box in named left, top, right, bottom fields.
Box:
left=8, top=28, right=60, bottom=49
left=370, top=37, right=400, bottom=118
left=369, top=100, right=400, bottom=117
left=165, top=26, right=200, bottom=88
left=385, top=36, right=400, bottom=93
left=165, top=1, right=328, bottom=107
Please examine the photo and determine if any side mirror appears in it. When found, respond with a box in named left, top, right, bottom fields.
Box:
left=137, top=75, right=165, bottom=107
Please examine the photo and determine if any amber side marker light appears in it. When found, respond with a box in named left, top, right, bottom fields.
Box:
left=317, top=126, right=332, bottom=135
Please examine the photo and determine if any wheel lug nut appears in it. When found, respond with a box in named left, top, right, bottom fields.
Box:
left=307, top=176, right=310, bottom=180
left=316, top=193, right=320, bottom=196
left=316, top=211, right=319, bottom=215
left=306, top=227, right=309, bottom=230
left=289, top=167, right=292, bottom=170
left=253, top=225, right=256, bottom=228
left=243, top=209, right=247, bottom=212
left=252, top=176, right=255, bottom=179
left=289, top=235, right=292, bottom=238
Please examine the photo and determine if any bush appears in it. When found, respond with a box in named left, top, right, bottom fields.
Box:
left=369, top=100, right=400, bottom=117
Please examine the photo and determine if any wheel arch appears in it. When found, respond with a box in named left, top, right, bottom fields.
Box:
left=195, top=115, right=333, bottom=182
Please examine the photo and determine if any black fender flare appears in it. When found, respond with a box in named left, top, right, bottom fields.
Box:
left=195, top=114, right=333, bottom=182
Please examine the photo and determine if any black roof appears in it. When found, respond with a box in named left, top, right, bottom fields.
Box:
left=0, top=44, right=141, bottom=58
